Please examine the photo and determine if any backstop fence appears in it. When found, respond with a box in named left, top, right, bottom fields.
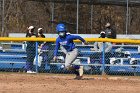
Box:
left=0, top=37, right=140, bottom=76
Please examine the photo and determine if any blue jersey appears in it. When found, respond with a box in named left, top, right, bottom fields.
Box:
left=54, top=34, right=85, bottom=56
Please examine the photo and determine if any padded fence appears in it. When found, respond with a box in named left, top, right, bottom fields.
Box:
left=0, top=37, right=140, bottom=76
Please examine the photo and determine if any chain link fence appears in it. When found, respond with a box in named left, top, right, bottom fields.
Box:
left=0, top=38, right=140, bottom=76
left=0, top=0, right=140, bottom=36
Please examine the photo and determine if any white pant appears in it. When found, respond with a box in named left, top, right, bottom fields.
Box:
left=65, top=48, right=79, bottom=68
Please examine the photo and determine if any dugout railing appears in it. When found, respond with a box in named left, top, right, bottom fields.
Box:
left=0, top=37, right=140, bottom=76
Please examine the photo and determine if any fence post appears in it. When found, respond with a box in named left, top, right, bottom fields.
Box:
left=35, top=42, right=38, bottom=73
left=102, top=42, right=105, bottom=75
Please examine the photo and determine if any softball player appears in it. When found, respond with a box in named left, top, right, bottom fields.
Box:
left=53, top=23, right=87, bottom=80
left=26, top=26, right=36, bottom=73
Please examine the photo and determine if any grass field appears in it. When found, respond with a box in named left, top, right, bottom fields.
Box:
left=0, top=72, right=140, bottom=93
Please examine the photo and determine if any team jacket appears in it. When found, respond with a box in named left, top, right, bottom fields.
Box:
left=54, top=34, right=85, bottom=56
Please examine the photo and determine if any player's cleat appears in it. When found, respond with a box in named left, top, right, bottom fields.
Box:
left=26, top=70, right=36, bottom=74
left=74, top=76, right=83, bottom=80
left=74, top=66, right=83, bottom=80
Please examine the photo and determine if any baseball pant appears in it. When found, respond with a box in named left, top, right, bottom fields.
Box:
left=65, top=48, right=79, bottom=68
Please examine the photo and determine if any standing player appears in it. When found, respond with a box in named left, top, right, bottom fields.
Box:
left=26, top=26, right=36, bottom=73
left=104, top=22, right=116, bottom=39
left=53, top=23, right=87, bottom=80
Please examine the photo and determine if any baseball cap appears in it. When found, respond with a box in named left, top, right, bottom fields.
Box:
left=38, top=28, right=43, bottom=31
left=100, top=31, right=105, bottom=34
left=105, top=23, right=111, bottom=27
left=28, top=26, right=35, bottom=30
left=100, top=31, right=106, bottom=38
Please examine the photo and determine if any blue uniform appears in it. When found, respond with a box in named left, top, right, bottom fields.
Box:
left=54, top=34, right=85, bottom=56
left=54, top=23, right=84, bottom=79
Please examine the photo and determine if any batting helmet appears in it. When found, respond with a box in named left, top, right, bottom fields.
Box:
left=56, top=23, right=67, bottom=32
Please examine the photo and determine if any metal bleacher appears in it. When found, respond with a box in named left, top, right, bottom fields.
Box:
left=0, top=41, right=140, bottom=75
left=0, top=42, right=26, bottom=71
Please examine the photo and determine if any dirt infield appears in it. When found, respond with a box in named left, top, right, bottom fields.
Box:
left=0, top=73, right=140, bottom=93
